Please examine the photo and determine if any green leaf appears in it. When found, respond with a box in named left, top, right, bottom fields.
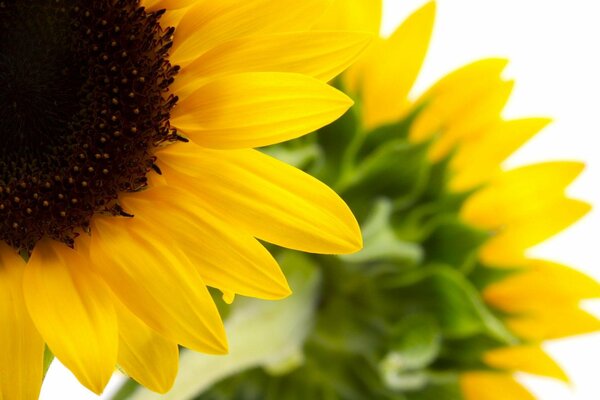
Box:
left=315, top=105, right=360, bottom=184
left=423, top=219, right=490, bottom=272
left=437, top=335, right=509, bottom=371
left=43, top=346, right=54, bottom=378
left=387, top=314, right=441, bottom=370
left=337, top=140, right=430, bottom=221
left=379, top=314, right=441, bottom=391
left=261, top=139, right=320, bottom=170
left=341, top=199, right=422, bottom=266
left=385, top=265, right=515, bottom=343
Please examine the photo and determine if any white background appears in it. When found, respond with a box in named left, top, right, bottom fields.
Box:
left=41, top=1, right=600, bottom=399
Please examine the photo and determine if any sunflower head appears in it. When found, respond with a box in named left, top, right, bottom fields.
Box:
left=0, top=1, right=367, bottom=398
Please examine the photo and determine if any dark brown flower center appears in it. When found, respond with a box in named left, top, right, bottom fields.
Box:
left=0, top=0, right=180, bottom=252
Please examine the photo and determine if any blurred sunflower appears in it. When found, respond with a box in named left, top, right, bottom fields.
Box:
left=134, top=1, right=598, bottom=400
left=0, top=1, right=366, bottom=398
left=339, top=3, right=596, bottom=397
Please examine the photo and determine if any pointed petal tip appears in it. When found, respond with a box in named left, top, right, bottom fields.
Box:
left=423, top=0, right=437, bottom=13
left=325, top=205, right=363, bottom=255
left=261, top=273, right=294, bottom=300
left=329, top=217, right=363, bottom=255
left=86, top=379, right=110, bottom=396
left=344, top=230, right=364, bottom=254
left=211, top=333, right=229, bottom=355
left=273, top=282, right=293, bottom=300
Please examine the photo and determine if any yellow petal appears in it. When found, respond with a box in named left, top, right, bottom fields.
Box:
left=158, top=144, right=362, bottom=254
left=479, top=198, right=590, bottom=266
left=172, top=32, right=371, bottom=99
left=171, top=0, right=332, bottom=64
left=484, top=345, right=569, bottom=382
left=427, top=80, right=514, bottom=161
left=450, top=118, right=551, bottom=191
left=506, top=306, right=600, bottom=341
left=159, top=7, right=191, bottom=29
left=462, top=162, right=585, bottom=229
left=0, top=245, right=45, bottom=400
left=120, top=185, right=291, bottom=300
left=172, top=72, right=352, bottom=149
left=143, top=0, right=196, bottom=12
left=314, top=0, right=382, bottom=34
left=410, top=58, right=509, bottom=143
left=89, top=215, right=227, bottom=354
left=460, top=372, right=535, bottom=400
left=484, top=259, right=600, bottom=312
left=359, top=2, right=436, bottom=129
left=115, top=297, right=179, bottom=394
left=23, top=239, right=117, bottom=394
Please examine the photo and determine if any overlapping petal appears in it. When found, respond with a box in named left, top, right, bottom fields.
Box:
left=89, top=216, right=227, bottom=354
left=479, top=197, right=590, bottom=266
left=120, top=186, right=291, bottom=301
left=315, top=0, right=382, bottom=34
left=171, top=0, right=332, bottom=64
left=462, top=162, right=585, bottom=228
left=506, top=306, right=600, bottom=341
left=484, top=259, right=600, bottom=311
left=171, top=72, right=353, bottom=149
left=460, top=372, right=535, bottom=400
left=483, top=345, right=569, bottom=382
left=172, top=32, right=371, bottom=99
left=115, top=297, right=179, bottom=393
left=23, top=240, right=117, bottom=394
left=450, top=118, right=551, bottom=191
left=0, top=246, right=45, bottom=400
left=158, top=144, right=362, bottom=254
left=351, top=2, right=436, bottom=129
left=410, top=59, right=510, bottom=149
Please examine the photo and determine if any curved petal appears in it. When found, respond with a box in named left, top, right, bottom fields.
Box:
left=143, top=0, right=197, bottom=12
left=0, top=245, right=45, bottom=400
left=172, top=32, right=371, bottom=99
left=171, top=0, right=333, bottom=64
left=410, top=58, right=509, bottom=143
left=450, top=118, right=551, bottom=191
left=171, top=72, right=352, bottom=149
left=506, top=306, right=600, bottom=341
left=484, top=259, right=600, bottom=311
left=483, top=345, right=569, bottom=382
left=462, top=162, right=586, bottom=229
left=89, top=215, right=227, bottom=354
left=359, top=2, right=436, bottom=129
left=121, top=186, right=291, bottom=301
left=460, top=372, right=535, bottom=400
left=314, top=0, right=382, bottom=34
left=479, top=198, right=590, bottom=266
left=427, top=79, right=514, bottom=161
left=23, top=239, right=117, bottom=394
left=115, top=297, right=179, bottom=394
left=158, top=144, right=362, bottom=254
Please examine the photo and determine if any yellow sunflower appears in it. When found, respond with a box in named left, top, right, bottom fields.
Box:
left=331, top=1, right=596, bottom=398
left=106, top=2, right=598, bottom=399
left=0, top=1, right=366, bottom=398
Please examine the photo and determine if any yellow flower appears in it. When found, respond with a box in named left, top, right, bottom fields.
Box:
left=0, top=1, right=366, bottom=398
left=324, top=1, right=597, bottom=398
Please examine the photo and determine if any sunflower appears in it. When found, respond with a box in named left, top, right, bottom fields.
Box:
left=134, top=1, right=598, bottom=400
left=0, top=1, right=366, bottom=398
